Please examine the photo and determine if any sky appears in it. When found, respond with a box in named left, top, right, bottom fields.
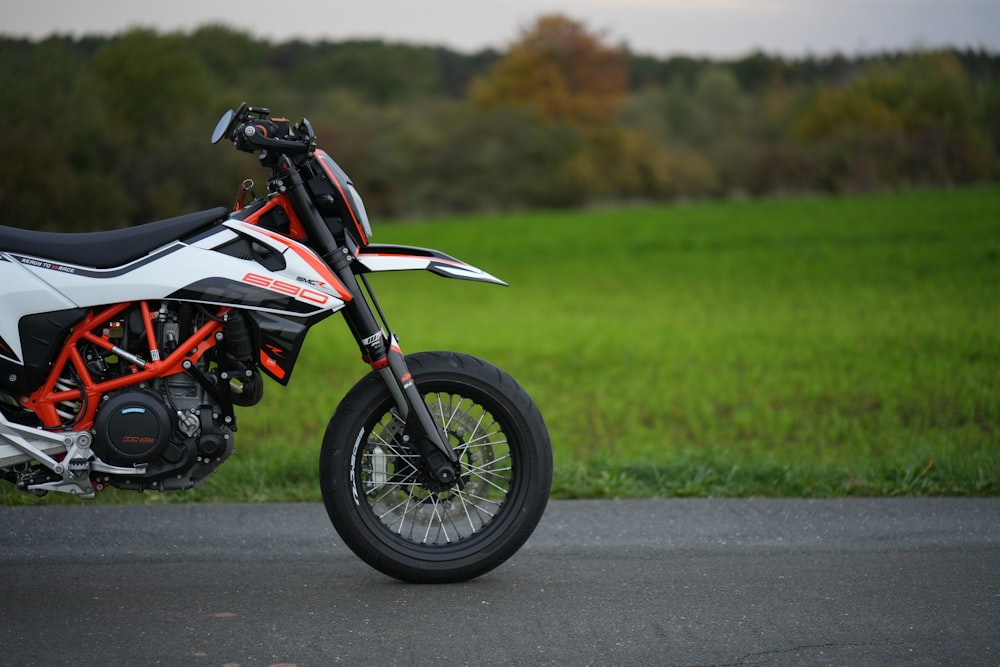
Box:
left=5, top=0, right=999, bottom=58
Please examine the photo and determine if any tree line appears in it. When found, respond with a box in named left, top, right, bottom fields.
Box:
left=1, top=16, right=997, bottom=231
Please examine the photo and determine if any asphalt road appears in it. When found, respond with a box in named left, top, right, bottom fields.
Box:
left=1, top=498, right=998, bottom=666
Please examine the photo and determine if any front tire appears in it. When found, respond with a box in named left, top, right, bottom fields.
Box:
left=319, top=351, right=552, bottom=583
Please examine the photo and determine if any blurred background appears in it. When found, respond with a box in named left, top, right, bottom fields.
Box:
left=1, top=2, right=997, bottom=230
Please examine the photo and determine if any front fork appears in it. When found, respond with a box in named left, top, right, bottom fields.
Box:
left=279, top=156, right=458, bottom=484
left=331, top=251, right=460, bottom=486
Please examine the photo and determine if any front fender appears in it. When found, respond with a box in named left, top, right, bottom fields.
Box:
left=355, top=244, right=507, bottom=286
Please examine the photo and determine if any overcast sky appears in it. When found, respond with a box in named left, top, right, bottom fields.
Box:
left=5, top=0, right=999, bottom=57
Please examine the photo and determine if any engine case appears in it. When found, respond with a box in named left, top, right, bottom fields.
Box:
left=93, top=389, right=174, bottom=466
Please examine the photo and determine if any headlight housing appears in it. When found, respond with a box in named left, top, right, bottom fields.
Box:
left=308, top=149, right=373, bottom=247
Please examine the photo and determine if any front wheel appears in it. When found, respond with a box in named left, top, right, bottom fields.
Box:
left=319, top=351, right=553, bottom=583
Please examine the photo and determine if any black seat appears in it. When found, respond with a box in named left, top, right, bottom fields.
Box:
left=0, top=207, right=230, bottom=269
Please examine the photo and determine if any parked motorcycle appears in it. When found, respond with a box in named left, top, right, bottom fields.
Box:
left=0, top=104, right=552, bottom=582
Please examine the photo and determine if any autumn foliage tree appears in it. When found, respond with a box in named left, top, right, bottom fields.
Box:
left=465, top=15, right=685, bottom=202
left=470, top=14, right=627, bottom=131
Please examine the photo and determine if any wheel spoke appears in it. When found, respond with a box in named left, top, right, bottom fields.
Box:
left=465, top=433, right=507, bottom=448
left=454, top=490, right=478, bottom=534
left=396, top=493, right=412, bottom=535
left=452, top=487, right=500, bottom=520
left=463, top=410, right=488, bottom=445
left=466, top=472, right=510, bottom=495
left=377, top=495, right=412, bottom=521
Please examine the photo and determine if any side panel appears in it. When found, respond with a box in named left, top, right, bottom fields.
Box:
left=5, top=225, right=351, bottom=318
left=253, top=311, right=322, bottom=385
left=0, top=254, right=79, bottom=363
left=0, top=309, right=87, bottom=393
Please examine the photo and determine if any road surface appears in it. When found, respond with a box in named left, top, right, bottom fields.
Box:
left=1, top=498, right=998, bottom=665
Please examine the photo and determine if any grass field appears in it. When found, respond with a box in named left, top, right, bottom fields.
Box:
left=3, top=187, right=998, bottom=504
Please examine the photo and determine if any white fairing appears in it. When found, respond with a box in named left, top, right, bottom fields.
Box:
left=357, top=245, right=507, bottom=286
left=0, top=220, right=347, bottom=364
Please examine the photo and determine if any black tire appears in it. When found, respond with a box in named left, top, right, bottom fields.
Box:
left=319, top=351, right=552, bottom=583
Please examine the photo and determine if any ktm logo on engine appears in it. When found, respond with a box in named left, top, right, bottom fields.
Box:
left=242, top=273, right=330, bottom=305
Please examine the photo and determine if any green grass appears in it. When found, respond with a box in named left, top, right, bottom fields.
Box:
left=3, top=187, right=998, bottom=504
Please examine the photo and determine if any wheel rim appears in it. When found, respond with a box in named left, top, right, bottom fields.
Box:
left=354, top=390, right=515, bottom=550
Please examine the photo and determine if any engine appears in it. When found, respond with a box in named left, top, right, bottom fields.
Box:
left=80, top=302, right=263, bottom=492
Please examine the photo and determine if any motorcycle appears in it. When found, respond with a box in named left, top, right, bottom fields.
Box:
left=0, top=104, right=552, bottom=583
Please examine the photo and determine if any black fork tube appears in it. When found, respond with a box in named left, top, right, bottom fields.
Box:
left=280, top=158, right=459, bottom=484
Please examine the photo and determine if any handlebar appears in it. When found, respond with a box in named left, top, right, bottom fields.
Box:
left=212, top=103, right=316, bottom=162
left=236, top=120, right=308, bottom=154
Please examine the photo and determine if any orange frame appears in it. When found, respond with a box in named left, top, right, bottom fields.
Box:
left=24, top=302, right=229, bottom=430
